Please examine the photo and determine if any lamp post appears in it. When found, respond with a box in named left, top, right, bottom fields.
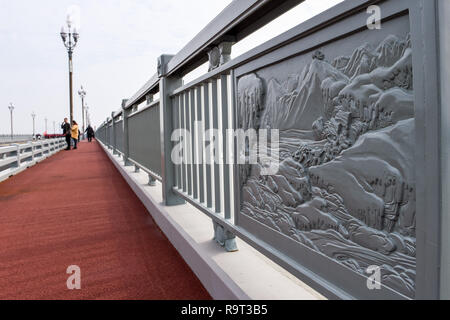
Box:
left=78, top=86, right=86, bottom=134
left=53, top=121, right=56, bottom=135
left=45, top=118, right=48, bottom=133
left=31, top=112, right=36, bottom=139
left=85, top=105, right=90, bottom=126
left=8, top=103, right=14, bottom=140
left=60, top=17, right=79, bottom=125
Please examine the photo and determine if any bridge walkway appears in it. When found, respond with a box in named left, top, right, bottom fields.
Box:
left=0, top=140, right=210, bottom=300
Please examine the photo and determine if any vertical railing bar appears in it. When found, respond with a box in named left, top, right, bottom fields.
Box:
left=112, top=113, right=116, bottom=154
left=211, top=78, right=221, bottom=214
left=221, top=73, right=231, bottom=220
left=217, top=77, right=225, bottom=216
left=185, top=91, right=192, bottom=196
left=204, top=82, right=212, bottom=208
left=180, top=93, right=187, bottom=192
left=177, top=95, right=183, bottom=190
left=197, top=86, right=205, bottom=204
left=227, top=73, right=235, bottom=223
left=217, top=80, right=225, bottom=216
left=172, top=95, right=180, bottom=189
left=231, top=69, right=240, bottom=226
left=191, top=88, right=198, bottom=200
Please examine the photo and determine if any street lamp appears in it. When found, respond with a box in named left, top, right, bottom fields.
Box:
left=45, top=118, right=48, bottom=133
left=78, top=85, right=86, bottom=134
left=31, top=112, right=36, bottom=139
left=60, top=16, right=79, bottom=125
left=85, top=104, right=90, bottom=126
left=53, top=121, right=56, bottom=135
left=8, top=103, right=14, bottom=140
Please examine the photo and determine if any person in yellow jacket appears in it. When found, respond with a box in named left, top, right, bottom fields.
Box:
left=71, top=120, right=79, bottom=150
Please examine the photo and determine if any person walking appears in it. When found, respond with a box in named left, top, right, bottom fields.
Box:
left=61, top=118, right=71, bottom=150
left=85, top=125, right=95, bottom=142
left=71, top=121, right=79, bottom=150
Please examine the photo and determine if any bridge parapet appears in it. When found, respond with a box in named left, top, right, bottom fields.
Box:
left=96, top=0, right=448, bottom=300
left=0, top=138, right=66, bottom=183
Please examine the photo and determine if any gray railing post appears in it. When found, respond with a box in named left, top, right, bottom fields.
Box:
left=108, top=118, right=112, bottom=148
left=146, top=93, right=154, bottom=105
left=106, top=118, right=110, bottom=148
left=148, top=175, right=156, bottom=186
left=31, top=142, right=35, bottom=162
left=111, top=112, right=117, bottom=155
left=122, top=99, right=131, bottom=166
left=101, top=123, right=104, bottom=143
left=159, top=54, right=185, bottom=206
left=12, top=144, right=20, bottom=168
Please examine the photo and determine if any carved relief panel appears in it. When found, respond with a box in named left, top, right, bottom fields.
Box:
left=237, top=15, right=416, bottom=298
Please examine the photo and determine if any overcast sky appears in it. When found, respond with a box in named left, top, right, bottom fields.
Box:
left=0, top=0, right=342, bottom=135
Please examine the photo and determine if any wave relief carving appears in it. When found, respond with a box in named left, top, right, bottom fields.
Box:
left=238, top=34, right=416, bottom=297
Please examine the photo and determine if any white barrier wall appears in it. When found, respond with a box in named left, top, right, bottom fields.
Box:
left=0, top=139, right=66, bottom=183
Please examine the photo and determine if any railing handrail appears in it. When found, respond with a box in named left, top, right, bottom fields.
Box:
left=125, top=72, right=159, bottom=110
left=0, top=145, right=17, bottom=153
left=122, top=0, right=304, bottom=111
left=127, top=99, right=160, bottom=119
left=165, top=0, right=303, bottom=77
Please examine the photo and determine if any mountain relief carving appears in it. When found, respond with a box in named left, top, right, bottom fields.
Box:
left=238, top=34, right=416, bottom=297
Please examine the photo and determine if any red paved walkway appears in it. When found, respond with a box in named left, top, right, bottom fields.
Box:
left=0, top=140, right=211, bottom=300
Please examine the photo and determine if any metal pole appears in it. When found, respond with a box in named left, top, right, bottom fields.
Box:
left=61, top=23, right=78, bottom=127
left=121, top=100, right=131, bottom=165
left=78, top=86, right=86, bottom=139
left=69, top=52, right=74, bottom=125
left=31, top=113, right=36, bottom=138
left=86, top=105, right=90, bottom=126
left=8, top=103, right=14, bottom=140
left=45, top=118, right=48, bottom=132
left=81, top=96, right=85, bottom=134
left=10, top=109, right=13, bottom=140
left=158, top=54, right=185, bottom=206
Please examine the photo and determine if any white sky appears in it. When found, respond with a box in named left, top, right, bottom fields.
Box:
left=0, top=0, right=342, bottom=134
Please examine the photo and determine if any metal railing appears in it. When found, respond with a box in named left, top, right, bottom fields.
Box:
left=95, top=0, right=445, bottom=300
left=0, top=138, right=66, bottom=183
left=0, top=134, right=33, bottom=144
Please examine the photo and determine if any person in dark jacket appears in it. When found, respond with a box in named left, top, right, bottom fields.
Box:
left=61, top=118, right=71, bottom=150
left=85, top=125, right=95, bottom=142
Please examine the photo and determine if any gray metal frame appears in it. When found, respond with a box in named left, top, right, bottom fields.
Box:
left=127, top=100, right=162, bottom=180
